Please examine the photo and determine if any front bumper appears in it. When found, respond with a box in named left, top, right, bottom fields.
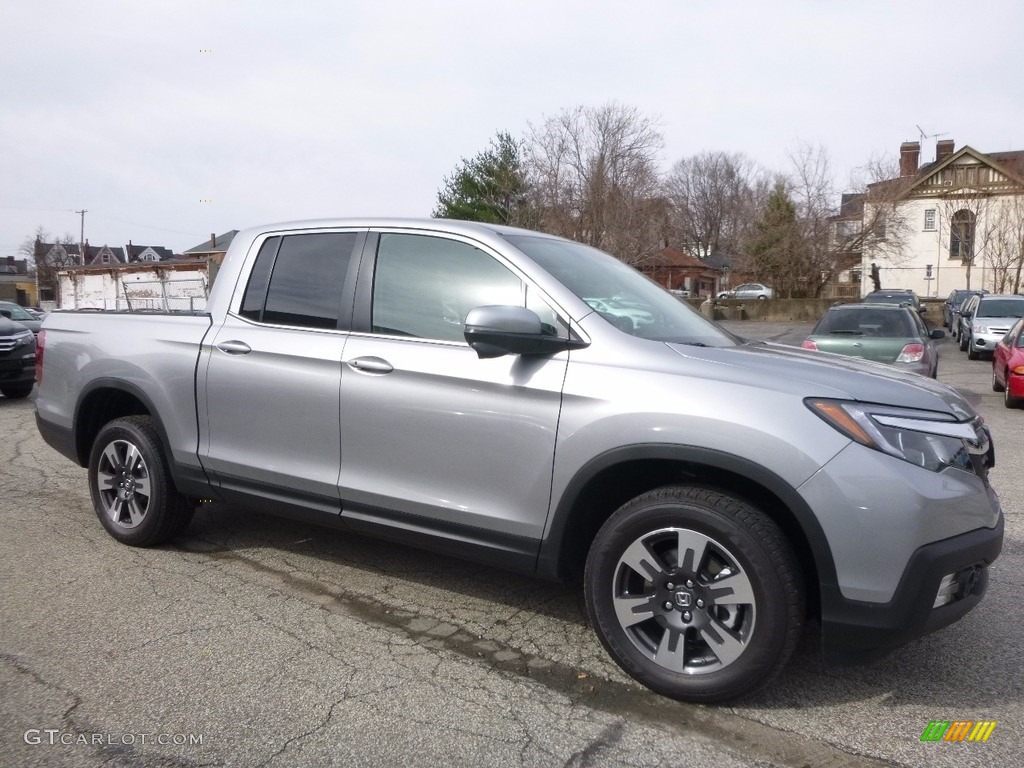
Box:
left=0, top=351, right=35, bottom=385
left=820, top=514, right=1002, bottom=664
left=973, top=330, right=1012, bottom=351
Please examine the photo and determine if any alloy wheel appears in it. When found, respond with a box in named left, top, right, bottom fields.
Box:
left=95, top=438, right=152, bottom=529
left=611, top=527, right=755, bottom=674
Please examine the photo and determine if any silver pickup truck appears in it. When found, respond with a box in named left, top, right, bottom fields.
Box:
left=35, top=218, right=1003, bottom=703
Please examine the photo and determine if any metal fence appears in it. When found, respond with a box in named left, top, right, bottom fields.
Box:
left=121, top=278, right=208, bottom=312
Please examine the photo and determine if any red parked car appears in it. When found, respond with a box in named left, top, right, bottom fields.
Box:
left=992, top=316, right=1024, bottom=408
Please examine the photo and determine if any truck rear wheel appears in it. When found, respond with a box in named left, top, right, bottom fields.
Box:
left=584, top=486, right=804, bottom=703
left=88, top=416, right=194, bottom=546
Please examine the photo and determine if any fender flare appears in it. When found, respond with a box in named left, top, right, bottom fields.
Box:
left=536, top=443, right=839, bottom=597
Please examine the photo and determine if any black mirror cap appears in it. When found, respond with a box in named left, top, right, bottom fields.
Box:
left=930, top=329, right=946, bottom=339
left=464, top=305, right=586, bottom=359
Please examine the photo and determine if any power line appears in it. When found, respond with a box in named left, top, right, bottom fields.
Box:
left=1, top=206, right=207, bottom=238
left=87, top=213, right=206, bottom=237
left=0, top=206, right=77, bottom=214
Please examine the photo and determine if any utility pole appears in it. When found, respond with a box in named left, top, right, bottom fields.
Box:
left=74, top=209, right=87, bottom=264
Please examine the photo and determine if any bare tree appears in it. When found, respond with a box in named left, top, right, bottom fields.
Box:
left=934, top=187, right=996, bottom=291
left=19, top=226, right=78, bottom=302
left=663, top=151, right=768, bottom=260
left=978, top=194, right=1024, bottom=294
left=524, top=103, right=668, bottom=265
left=789, top=145, right=912, bottom=297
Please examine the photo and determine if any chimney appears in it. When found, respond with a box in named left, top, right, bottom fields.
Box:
left=936, top=139, right=955, bottom=162
left=899, top=141, right=920, bottom=177
left=211, top=232, right=217, bottom=247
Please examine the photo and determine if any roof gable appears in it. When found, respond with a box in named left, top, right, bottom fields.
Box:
left=648, top=247, right=713, bottom=269
left=901, top=146, right=1024, bottom=198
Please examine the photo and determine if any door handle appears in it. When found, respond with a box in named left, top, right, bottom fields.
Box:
left=347, top=356, right=394, bottom=374
left=216, top=340, right=252, bottom=355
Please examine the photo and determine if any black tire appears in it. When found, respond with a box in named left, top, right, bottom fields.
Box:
left=992, top=366, right=1005, bottom=393
left=967, top=342, right=979, bottom=360
left=1006, top=383, right=1021, bottom=409
left=88, top=416, right=194, bottom=546
left=584, top=486, right=804, bottom=703
left=0, top=384, right=33, bottom=399
left=959, top=332, right=969, bottom=352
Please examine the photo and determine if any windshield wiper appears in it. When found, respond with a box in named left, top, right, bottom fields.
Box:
left=829, top=330, right=864, bottom=335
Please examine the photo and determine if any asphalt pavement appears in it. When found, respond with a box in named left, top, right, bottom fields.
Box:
left=1, top=325, right=1020, bottom=768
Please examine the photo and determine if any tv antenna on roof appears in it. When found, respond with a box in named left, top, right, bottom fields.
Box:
left=916, top=125, right=949, bottom=143
left=915, top=126, right=950, bottom=163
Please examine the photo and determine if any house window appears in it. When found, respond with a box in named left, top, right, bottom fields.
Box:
left=850, top=270, right=862, bottom=284
left=923, top=209, right=936, bottom=231
left=949, top=209, right=975, bottom=262
left=873, top=216, right=887, bottom=239
left=101, top=253, right=111, bottom=263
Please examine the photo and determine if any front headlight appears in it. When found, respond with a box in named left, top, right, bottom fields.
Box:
left=806, top=399, right=987, bottom=473
left=972, top=322, right=989, bottom=334
left=13, top=330, right=33, bottom=349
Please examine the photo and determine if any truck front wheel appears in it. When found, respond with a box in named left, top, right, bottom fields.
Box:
left=88, top=416, right=194, bottom=546
left=584, top=486, right=804, bottom=703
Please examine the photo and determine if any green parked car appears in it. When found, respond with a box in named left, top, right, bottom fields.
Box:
left=802, top=303, right=945, bottom=377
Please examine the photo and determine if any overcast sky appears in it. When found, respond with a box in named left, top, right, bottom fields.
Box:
left=2, top=0, right=1022, bottom=257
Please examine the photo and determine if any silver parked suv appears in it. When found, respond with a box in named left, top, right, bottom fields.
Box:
left=959, top=293, right=1024, bottom=360
left=34, top=219, right=1003, bottom=703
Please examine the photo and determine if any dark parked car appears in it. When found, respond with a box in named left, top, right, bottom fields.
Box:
left=0, top=301, right=43, bottom=336
left=944, top=289, right=985, bottom=330
left=992, top=317, right=1024, bottom=408
left=863, top=289, right=926, bottom=315
left=802, top=303, right=943, bottom=377
left=0, top=316, right=37, bottom=399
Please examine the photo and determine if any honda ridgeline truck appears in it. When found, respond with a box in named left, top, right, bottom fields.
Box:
left=35, top=219, right=1003, bottom=702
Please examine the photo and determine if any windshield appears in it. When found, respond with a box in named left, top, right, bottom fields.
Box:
left=976, top=298, right=1024, bottom=318
left=504, top=234, right=737, bottom=346
left=813, top=308, right=917, bottom=337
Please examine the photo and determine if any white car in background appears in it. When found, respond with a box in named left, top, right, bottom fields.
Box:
left=718, top=283, right=774, bottom=300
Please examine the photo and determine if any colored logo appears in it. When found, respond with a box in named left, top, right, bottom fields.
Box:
left=920, top=721, right=996, bottom=742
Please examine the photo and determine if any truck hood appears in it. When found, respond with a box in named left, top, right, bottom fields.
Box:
left=666, top=340, right=976, bottom=421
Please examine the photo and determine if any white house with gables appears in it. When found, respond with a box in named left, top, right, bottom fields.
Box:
left=862, top=139, right=1024, bottom=298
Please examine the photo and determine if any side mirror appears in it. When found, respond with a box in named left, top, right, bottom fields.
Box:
left=0, top=309, right=11, bottom=319
left=930, top=329, right=946, bottom=340
left=919, top=305, right=928, bottom=314
left=464, top=306, right=585, bottom=359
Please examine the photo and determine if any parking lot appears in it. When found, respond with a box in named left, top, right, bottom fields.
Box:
left=1, top=325, right=1020, bottom=768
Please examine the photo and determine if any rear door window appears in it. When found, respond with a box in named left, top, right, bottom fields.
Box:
left=239, top=232, right=358, bottom=329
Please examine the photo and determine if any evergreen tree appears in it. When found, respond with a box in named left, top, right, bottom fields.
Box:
left=433, top=132, right=533, bottom=225
left=747, top=182, right=804, bottom=297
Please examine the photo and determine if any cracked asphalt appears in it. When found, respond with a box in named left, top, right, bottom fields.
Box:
left=2, top=324, right=1020, bottom=767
